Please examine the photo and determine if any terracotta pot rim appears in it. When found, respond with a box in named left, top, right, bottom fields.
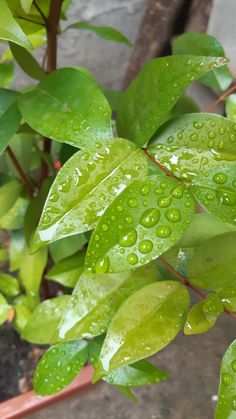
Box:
left=0, top=365, right=93, bottom=419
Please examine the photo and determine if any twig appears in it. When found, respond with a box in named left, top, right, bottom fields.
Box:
left=6, top=146, right=34, bottom=198
left=207, top=83, right=236, bottom=112
left=143, top=148, right=178, bottom=180
left=159, top=257, right=236, bottom=318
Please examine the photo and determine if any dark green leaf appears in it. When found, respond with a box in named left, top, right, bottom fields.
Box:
left=215, top=339, right=236, bottom=418
left=23, top=295, right=70, bottom=344
left=33, top=340, right=88, bottom=395
left=46, top=249, right=86, bottom=288
left=18, top=67, right=112, bottom=148
left=66, top=22, right=132, bottom=47
left=188, top=232, right=236, bottom=290
left=167, top=95, right=200, bottom=121
left=32, top=138, right=148, bottom=250
left=19, top=247, right=47, bottom=295
left=0, top=89, right=21, bottom=155
left=56, top=263, right=158, bottom=341
left=184, top=301, right=217, bottom=335
left=85, top=174, right=194, bottom=273
left=96, top=281, right=189, bottom=375
left=49, top=234, right=87, bottom=263
left=0, top=0, right=32, bottom=48
left=0, top=60, right=14, bottom=88
left=148, top=113, right=236, bottom=180
left=116, top=55, right=227, bottom=146
left=10, top=42, right=45, bottom=81
left=172, top=32, right=232, bottom=91
left=0, top=273, right=20, bottom=297
left=103, top=90, right=124, bottom=112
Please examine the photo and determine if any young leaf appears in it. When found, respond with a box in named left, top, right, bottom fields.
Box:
left=19, top=247, right=47, bottom=295
left=0, top=196, right=28, bottom=230
left=32, top=138, right=148, bottom=250
left=184, top=301, right=217, bottom=335
left=22, top=295, right=71, bottom=344
left=9, top=42, right=45, bottom=81
left=226, top=94, right=236, bottom=123
left=33, top=340, right=88, bottom=395
left=0, top=273, right=20, bottom=297
left=0, top=89, right=22, bottom=155
left=46, top=249, right=86, bottom=288
left=0, top=0, right=32, bottom=49
left=218, top=283, right=236, bottom=311
left=172, top=32, right=232, bottom=91
left=147, top=113, right=236, bottom=180
left=190, top=164, right=236, bottom=224
left=13, top=304, right=31, bottom=333
left=116, top=55, right=227, bottom=146
left=66, top=22, right=132, bottom=47
left=85, top=174, right=194, bottom=273
left=18, top=67, right=112, bottom=148
left=56, top=263, right=158, bottom=341
left=215, top=339, right=236, bottom=418
left=49, top=234, right=87, bottom=263
left=96, top=281, right=189, bottom=375
left=0, top=180, right=22, bottom=218
left=188, top=232, right=236, bottom=290
left=0, top=292, right=12, bottom=325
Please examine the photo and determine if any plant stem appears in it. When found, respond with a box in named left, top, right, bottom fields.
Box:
left=159, top=257, right=236, bottom=319
left=207, top=82, right=236, bottom=112
left=40, top=0, right=63, bottom=182
left=143, top=148, right=178, bottom=180
left=6, top=146, right=34, bottom=198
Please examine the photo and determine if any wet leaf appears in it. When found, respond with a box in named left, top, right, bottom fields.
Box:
left=32, top=138, right=148, bottom=250
left=172, top=32, right=232, bottom=91
left=226, top=94, right=236, bottom=123
left=218, top=283, right=236, bottom=312
left=188, top=232, right=236, bottom=290
left=46, top=249, right=86, bottom=288
left=191, top=164, right=236, bottom=224
left=0, top=179, right=22, bottom=218
left=56, top=263, right=158, bottom=341
left=23, top=295, right=70, bottom=344
left=117, top=55, right=227, bottom=146
left=19, top=247, right=47, bottom=295
left=96, top=281, right=189, bottom=374
left=215, top=339, right=236, bottom=418
left=85, top=174, right=194, bottom=273
left=0, top=89, right=22, bottom=155
left=33, top=340, right=88, bottom=395
left=148, top=113, right=236, bottom=180
left=0, top=0, right=32, bottom=48
left=66, top=22, right=132, bottom=47
left=0, top=273, right=20, bottom=297
left=184, top=301, right=217, bottom=335
left=18, top=67, right=112, bottom=148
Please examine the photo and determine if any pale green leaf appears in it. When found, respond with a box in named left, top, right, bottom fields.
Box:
left=0, top=196, right=28, bottom=229
left=226, top=94, right=236, bottom=123
left=0, top=179, right=22, bottom=218
left=218, top=283, right=236, bottom=312
left=20, top=0, right=33, bottom=13
left=46, top=249, right=86, bottom=288
left=49, top=233, right=87, bottom=263
left=0, top=0, right=32, bottom=48
left=0, top=292, right=11, bottom=324
left=13, top=304, right=31, bottom=333
left=19, top=247, right=47, bottom=295
left=0, top=273, right=20, bottom=297
left=184, top=301, right=217, bottom=335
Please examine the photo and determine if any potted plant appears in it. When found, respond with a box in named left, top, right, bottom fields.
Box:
left=0, top=1, right=236, bottom=418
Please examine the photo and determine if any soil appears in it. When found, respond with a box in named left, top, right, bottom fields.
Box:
left=0, top=325, right=45, bottom=402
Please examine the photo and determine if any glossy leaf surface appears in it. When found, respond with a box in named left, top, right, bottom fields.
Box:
left=97, top=281, right=189, bottom=374
left=215, top=339, right=236, bottom=418
left=56, top=263, right=158, bottom=341
left=0, top=273, right=20, bottom=297
left=23, top=295, right=70, bottom=344
left=18, top=67, right=112, bottom=148
left=85, top=174, right=194, bottom=273
left=46, top=249, right=86, bottom=288
left=10, top=42, right=45, bottom=81
left=33, top=138, right=148, bottom=250
left=189, top=232, right=236, bottom=290
left=19, top=247, right=47, bottom=295
left=0, top=0, right=31, bottom=48
left=117, top=55, right=227, bottom=146
left=148, top=113, right=236, bottom=180
left=184, top=301, right=217, bottom=335
left=34, top=340, right=88, bottom=395
left=218, top=283, right=236, bottom=311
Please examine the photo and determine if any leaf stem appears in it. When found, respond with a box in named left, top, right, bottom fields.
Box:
left=32, top=0, right=48, bottom=25
left=6, top=146, right=34, bottom=198
left=16, top=15, right=45, bottom=27
left=159, top=257, right=236, bottom=319
left=143, top=148, right=178, bottom=180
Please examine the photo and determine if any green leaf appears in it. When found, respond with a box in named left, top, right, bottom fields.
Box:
left=18, top=67, right=112, bottom=148
left=66, top=22, right=132, bottom=47
left=218, top=283, right=236, bottom=311
left=172, top=32, right=232, bottom=91
left=191, top=164, right=236, bottom=224
left=0, top=196, right=28, bottom=229
left=0, top=60, right=14, bottom=88
left=0, top=179, right=21, bottom=218
left=9, top=229, right=25, bottom=271
left=148, top=113, right=236, bottom=180
left=215, top=339, right=236, bottom=418
left=13, top=304, right=31, bottom=333
left=19, top=247, right=47, bottom=295
left=167, top=95, right=200, bottom=121
left=20, top=0, right=33, bottom=13
left=115, top=385, right=138, bottom=403
left=184, top=301, right=217, bottom=335
left=203, top=294, right=224, bottom=317
left=103, top=90, right=124, bottom=112
left=9, top=42, right=45, bottom=81
left=0, top=292, right=11, bottom=325
left=56, top=263, right=158, bottom=341
left=14, top=293, right=39, bottom=311
left=6, top=133, right=34, bottom=177
left=49, top=234, right=87, bottom=263
left=33, top=340, right=88, bottom=395
left=116, top=55, right=227, bottom=146
left=46, top=249, right=86, bottom=288
left=0, top=89, right=22, bottom=155
left=188, top=232, right=236, bottom=290
left=85, top=174, right=194, bottom=273
left=32, top=138, right=148, bottom=250
left=0, top=0, right=32, bottom=48
left=226, top=94, right=236, bottom=123
left=96, top=281, right=189, bottom=374
left=0, top=273, right=20, bottom=297
left=22, top=295, right=70, bottom=344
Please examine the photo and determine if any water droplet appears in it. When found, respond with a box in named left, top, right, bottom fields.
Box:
left=102, top=224, right=109, bottom=231
left=190, top=133, right=198, bottom=142
left=118, top=229, right=137, bottom=247
left=125, top=215, right=133, bottom=224
left=42, top=213, right=51, bottom=224
left=117, top=205, right=123, bottom=212
left=194, top=122, right=203, bottom=129
left=172, top=187, right=183, bottom=199
left=158, top=196, right=171, bottom=208
left=49, top=192, right=59, bottom=202
left=216, top=187, right=236, bottom=206
left=95, top=256, right=110, bottom=273
left=95, top=234, right=101, bottom=241
left=231, top=360, right=236, bottom=372
left=140, top=185, right=150, bottom=195
left=165, top=208, right=181, bottom=223
left=127, top=253, right=138, bottom=265
left=232, top=396, right=236, bottom=410
left=138, top=240, right=153, bottom=254
left=222, top=373, right=233, bottom=386
left=156, top=225, right=171, bottom=238
left=140, top=208, right=160, bottom=227
left=213, top=173, right=228, bottom=184
left=128, top=198, right=137, bottom=208
left=208, top=131, right=215, bottom=139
